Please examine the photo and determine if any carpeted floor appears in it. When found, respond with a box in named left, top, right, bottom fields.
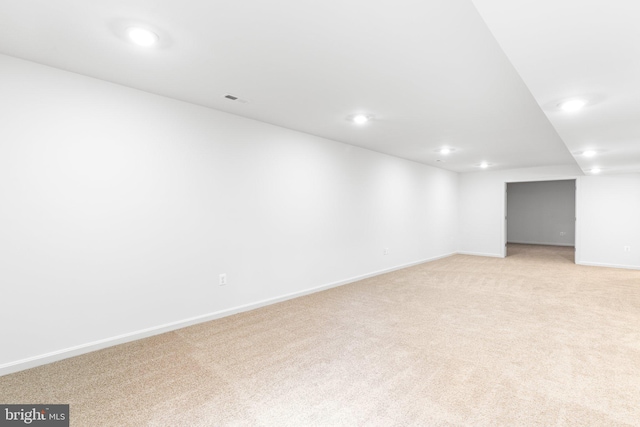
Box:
left=2, top=244, right=640, bottom=426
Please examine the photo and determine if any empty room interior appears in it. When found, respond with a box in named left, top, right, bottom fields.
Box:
left=1, top=0, right=640, bottom=426
left=506, top=179, right=577, bottom=259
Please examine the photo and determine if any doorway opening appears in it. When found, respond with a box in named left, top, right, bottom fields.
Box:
left=505, top=179, right=576, bottom=262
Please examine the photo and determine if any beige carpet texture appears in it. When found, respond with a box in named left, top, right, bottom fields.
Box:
left=2, top=244, right=640, bottom=426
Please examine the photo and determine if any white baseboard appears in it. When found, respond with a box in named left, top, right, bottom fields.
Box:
left=576, top=260, right=640, bottom=271
left=507, top=241, right=574, bottom=247
left=456, top=251, right=504, bottom=258
left=0, top=252, right=456, bottom=377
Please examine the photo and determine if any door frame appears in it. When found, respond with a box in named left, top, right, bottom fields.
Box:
left=502, top=177, right=578, bottom=260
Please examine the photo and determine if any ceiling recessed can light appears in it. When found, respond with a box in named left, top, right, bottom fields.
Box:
left=590, top=168, right=601, bottom=174
left=127, top=27, right=159, bottom=47
left=582, top=150, right=597, bottom=157
left=352, top=114, right=370, bottom=125
left=559, top=99, right=587, bottom=112
left=433, top=147, right=456, bottom=155
left=480, top=162, right=490, bottom=169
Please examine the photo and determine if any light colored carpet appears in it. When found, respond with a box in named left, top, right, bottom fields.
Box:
left=2, top=244, right=640, bottom=426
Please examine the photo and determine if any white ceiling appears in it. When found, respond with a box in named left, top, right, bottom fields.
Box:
left=0, top=0, right=636, bottom=174
left=471, top=0, right=640, bottom=175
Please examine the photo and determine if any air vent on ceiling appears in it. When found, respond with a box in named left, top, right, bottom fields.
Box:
left=224, top=94, right=248, bottom=103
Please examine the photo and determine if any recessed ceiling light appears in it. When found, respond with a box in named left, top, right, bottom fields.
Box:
left=352, top=114, right=370, bottom=125
left=479, top=162, right=490, bottom=169
left=433, top=147, right=456, bottom=155
left=559, top=99, right=587, bottom=112
left=590, top=168, right=601, bottom=174
left=127, top=27, right=159, bottom=47
left=582, top=150, right=597, bottom=157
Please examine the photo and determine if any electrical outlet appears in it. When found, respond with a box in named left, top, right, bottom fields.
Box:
left=383, top=248, right=390, bottom=255
left=624, top=246, right=631, bottom=252
left=219, top=273, right=227, bottom=286
left=560, top=231, right=566, bottom=236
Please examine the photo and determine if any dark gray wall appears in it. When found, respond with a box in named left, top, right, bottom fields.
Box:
left=507, top=180, right=575, bottom=246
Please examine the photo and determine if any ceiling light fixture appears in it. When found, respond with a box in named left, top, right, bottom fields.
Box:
left=352, top=114, right=370, bottom=125
left=127, top=27, right=159, bottom=47
left=480, top=162, right=490, bottom=169
left=582, top=150, right=597, bottom=157
left=433, top=147, right=456, bottom=155
left=590, top=168, right=601, bottom=174
left=559, top=99, right=587, bottom=112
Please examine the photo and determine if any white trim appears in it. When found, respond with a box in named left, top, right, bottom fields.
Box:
left=576, top=261, right=640, bottom=271
left=457, top=251, right=504, bottom=258
left=574, top=177, right=581, bottom=266
left=505, top=176, right=580, bottom=184
left=503, top=182, right=507, bottom=258
left=0, top=251, right=456, bottom=377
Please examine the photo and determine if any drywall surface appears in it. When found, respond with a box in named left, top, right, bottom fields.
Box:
left=458, top=165, right=582, bottom=257
left=507, top=180, right=575, bottom=246
left=459, top=166, right=640, bottom=271
left=0, top=54, right=458, bottom=373
left=577, top=174, right=640, bottom=270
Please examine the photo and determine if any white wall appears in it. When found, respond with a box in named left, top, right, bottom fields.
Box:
left=0, top=54, right=458, bottom=374
left=459, top=165, right=640, bottom=271
left=577, top=174, right=640, bottom=270
left=458, top=165, right=582, bottom=257
left=507, top=180, right=575, bottom=246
